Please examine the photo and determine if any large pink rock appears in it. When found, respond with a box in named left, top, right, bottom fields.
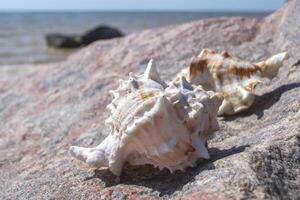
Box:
left=0, top=0, right=299, bottom=199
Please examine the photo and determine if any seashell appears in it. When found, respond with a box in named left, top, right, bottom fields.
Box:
left=176, top=49, right=289, bottom=115
left=70, top=60, right=223, bottom=176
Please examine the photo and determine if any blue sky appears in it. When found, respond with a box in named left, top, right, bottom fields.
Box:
left=0, top=0, right=285, bottom=11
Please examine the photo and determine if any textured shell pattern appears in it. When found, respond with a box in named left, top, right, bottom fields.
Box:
left=70, top=60, right=223, bottom=176
left=176, top=49, right=289, bottom=115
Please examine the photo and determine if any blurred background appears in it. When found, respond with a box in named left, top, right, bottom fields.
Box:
left=0, top=0, right=284, bottom=66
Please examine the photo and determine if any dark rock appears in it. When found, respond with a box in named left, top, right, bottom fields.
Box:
left=46, top=34, right=82, bottom=48
left=46, top=25, right=124, bottom=49
left=81, top=25, right=124, bottom=45
left=0, top=0, right=300, bottom=199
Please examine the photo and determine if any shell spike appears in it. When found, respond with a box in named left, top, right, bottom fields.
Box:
left=69, top=146, right=92, bottom=163
left=70, top=145, right=108, bottom=168
left=199, top=48, right=214, bottom=58
left=256, top=52, right=289, bottom=79
left=144, top=59, right=158, bottom=79
left=179, top=76, right=193, bottom=90
left=143, top=59, right=166, bottom=87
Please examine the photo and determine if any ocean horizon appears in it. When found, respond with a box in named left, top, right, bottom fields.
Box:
left=0, top=11, right=271, bottom=66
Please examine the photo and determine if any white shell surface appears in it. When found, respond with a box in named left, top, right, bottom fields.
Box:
left=176, top=49, right=289, bottom=115
left=70, top=60, right=223, bottom=176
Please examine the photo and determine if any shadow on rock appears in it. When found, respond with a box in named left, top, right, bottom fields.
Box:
left=85, top=145, right=249, bottom=196
left=223, top=82, right=300, bottom=121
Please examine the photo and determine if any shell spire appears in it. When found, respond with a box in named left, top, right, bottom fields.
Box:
left=70, top=61, right=223, bottom=176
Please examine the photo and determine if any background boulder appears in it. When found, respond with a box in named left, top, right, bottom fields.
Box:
left=46, top=25, right=124, bottom=48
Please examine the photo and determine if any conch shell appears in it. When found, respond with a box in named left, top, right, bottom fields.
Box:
left=176, top=49, right=289, bottom=115
left=70, top=60, right=223, bottom=176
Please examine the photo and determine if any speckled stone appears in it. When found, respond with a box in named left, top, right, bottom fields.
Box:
left=0, top=0, right=299, bottom=199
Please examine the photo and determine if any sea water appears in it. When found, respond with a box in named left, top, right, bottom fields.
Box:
left=0, top=11, right=269, bottom=66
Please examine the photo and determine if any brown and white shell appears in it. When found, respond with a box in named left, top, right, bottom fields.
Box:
left=70, top=60, right=223, bottom=176
left=176, top=49, right=289, bottom=115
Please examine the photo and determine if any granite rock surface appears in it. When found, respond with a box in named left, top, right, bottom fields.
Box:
left=0, top=0, right=299, bottom=199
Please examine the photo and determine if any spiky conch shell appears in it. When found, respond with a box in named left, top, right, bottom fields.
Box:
left=70, top=60, right=223, bottom=176
left=176, top=49, right=289, bottom=115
